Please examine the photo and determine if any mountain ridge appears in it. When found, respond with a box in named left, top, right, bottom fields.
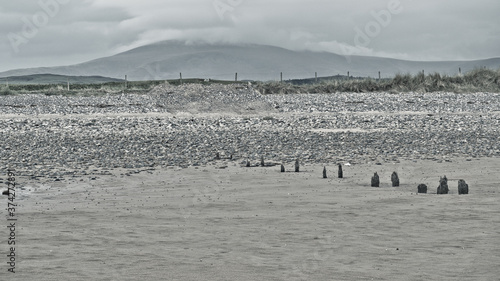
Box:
left=1, top=40, right=499, bottom=81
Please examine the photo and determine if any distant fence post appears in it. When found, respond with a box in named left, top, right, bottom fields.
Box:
left=315, top=72, right=318, bottom=83
left=347, top=71, right=350, bottom=80
left=235, top=72, right=238, bottom=82
left=280, top=72, right=283, bottom=83
left=180, top=72, right=183, bottom=84
left=378, top=71, right=381, bottom=81
left=125, top=75, right=128, bottom=89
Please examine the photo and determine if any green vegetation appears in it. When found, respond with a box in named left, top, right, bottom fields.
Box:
left=1, top=68, right=499, bottom=96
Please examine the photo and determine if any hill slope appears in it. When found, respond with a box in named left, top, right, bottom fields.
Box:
left=0, top=40, right=499, bottom=81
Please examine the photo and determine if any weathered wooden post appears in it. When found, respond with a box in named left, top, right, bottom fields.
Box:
left=459, top=67, right=462, bottom=75
left=125, top=75, right=128, bottom=89
left=347, top=71, right=350, bottom=80
left=6, top=78, right=8, bottom=89
left=378, top=71, right=381, bottom=81
left=338, top=164, right=343, bottom=178
left=371, top=172, right=380, bottom=187
left=437, top=176, right=449, bottom=194
left=417, top=184, right=427, bottom=193
left=295, top=159, right=300, bottom=172
left=315, top=72, right=318, bottom=83
left=458, top=179, right=469, bottom=195
left=280, top=72, right=283, bottom=83
left=261, top=156, right=265, bottom=167
left=391, top=172, right=400, bottom=187
left=281, top=164, right=285, bottom=173
left=323, top=167, right=327, bottom=178
left=235, top=73, right=238, bottom=82
left=180, top=72, right=183, bottom=85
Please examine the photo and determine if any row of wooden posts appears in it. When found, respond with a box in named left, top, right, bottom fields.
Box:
left=173, top=67, right=467, bottom=84
left=230, top=154, right=470, bottom=195
left=2, top=67, right=473, bottom=90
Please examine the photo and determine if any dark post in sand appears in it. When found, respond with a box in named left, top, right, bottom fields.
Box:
left=371, top=172, right=380, bottom=187
left=437, top=176, right=449, bottom=194
left=323, top=167, right=327, bottom=178
left=458, top=179, right=469, bottom=195
left=391, top=172, right=400, bottom=187
left=338, top=164, right=343, bottom=178
left=417, top=184, right=427, bottom=193
left=295, top=159, right=300, bottom=172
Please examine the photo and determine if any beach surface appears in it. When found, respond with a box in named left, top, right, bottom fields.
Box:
left=1, top=85, right=499, bottom=280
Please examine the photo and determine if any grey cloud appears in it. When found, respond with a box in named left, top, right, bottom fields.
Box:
left=1, top=0, right=499, bottom=72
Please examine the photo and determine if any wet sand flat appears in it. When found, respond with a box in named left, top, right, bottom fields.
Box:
left=7, top=158, right=500, bottom=280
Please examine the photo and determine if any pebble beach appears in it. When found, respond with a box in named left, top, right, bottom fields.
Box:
left=1, top=84, right=499, bottom=179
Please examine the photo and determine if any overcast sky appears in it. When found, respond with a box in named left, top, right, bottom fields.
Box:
left=1, top=0, right=499, bottom=72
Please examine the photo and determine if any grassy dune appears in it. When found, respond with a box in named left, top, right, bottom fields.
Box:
left=256, top=68, right=500, bottom=94
left=1, top=68, right=499, bottom=96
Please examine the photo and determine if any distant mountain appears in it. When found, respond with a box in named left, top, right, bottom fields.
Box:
left=2, top=74, right=124, bottom=85
left=1, top=40, right=499, bottom=81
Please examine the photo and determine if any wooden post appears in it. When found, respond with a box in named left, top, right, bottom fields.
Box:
left=180, top=73, right=183, bottom=85
left=235, top=72, right=238, bottom=82
left=280, top=72, right=283, bottom=83
left=261, top=156, right=265, bottom=167
left=391, top=172, right=400, bottom=187
left=371, top=172, right=380, bottom=187
left=125, top=75, right=128, bottom=89
left=67, top=78, right=70, bottom=91
left=323, top=167, right=327, bottom=179
left=315, top=72, right=318, bottom=83
left=6, top=78, right=8, bottom=89
left=295, top=159, right=300, bottom=172
left=338, top=164, right=343, bottom=178
left=347, top=71, right=350, bottom=80
left=459, top=67, right=462, bottom=75
left=378, top=71, right=381, bottom=81
left=281, top=164, right=285, bottom=173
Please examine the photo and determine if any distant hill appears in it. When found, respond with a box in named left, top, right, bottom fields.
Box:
left=0, top=40, right=499, bottom=81
left=2, top=74, right=124, bottom=85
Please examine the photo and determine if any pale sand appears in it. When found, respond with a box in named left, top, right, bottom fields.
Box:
left=6, top=157, right=500, bottom=280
